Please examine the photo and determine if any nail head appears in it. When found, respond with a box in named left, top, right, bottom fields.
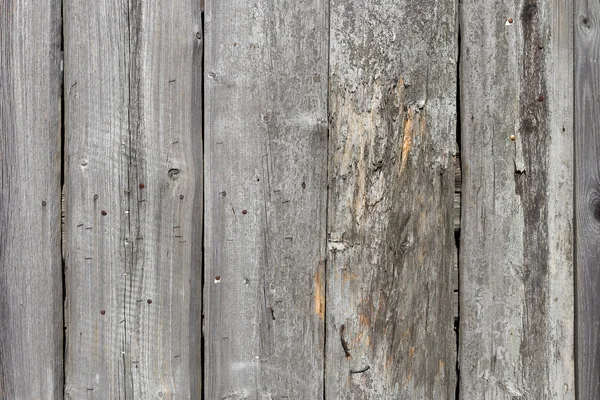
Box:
left=100, top=310, right=105, bottom=315
left=101, top=210, right=107, bottom=216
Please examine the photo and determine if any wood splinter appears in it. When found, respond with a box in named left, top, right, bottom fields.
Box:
left=340, top=324, right=351, bottom=357
left=350, top=365, right=370, bottom=374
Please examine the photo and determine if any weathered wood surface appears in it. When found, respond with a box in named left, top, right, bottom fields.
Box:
left=0, top=0, right=63, bottom=397
left=203, top=0, right=328, bottom=397
left=460, top=0, right=574, bottom=397
left=63, top=1, right=203, bottom=397
left=575, top=0, right=600, bottom=397
left=326, top=0, right=458, bottom=397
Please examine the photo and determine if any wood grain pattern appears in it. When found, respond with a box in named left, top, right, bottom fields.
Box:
left=326, top=0, right=458, bottom=397
left=63, top=1, right=202, bottom=397
left=0, top=0, right=63, bottom=397
left=460, top=0, right=574, bottom=397
left=203, top=0, right=328, bottom=398
left=575, top=0, right=600, bottom=397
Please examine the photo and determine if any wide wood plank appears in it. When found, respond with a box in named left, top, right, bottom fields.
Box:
left=0, top=0, right=63, bottom=397
left=64, top=1, right=202, bottom=397
left=203, top=0, right=328, bottom=398
left=326, top=0, right=458, bottom=397
left=460, top=0, right=574, bottom=397
left=575, top=0, right=600, bottom=397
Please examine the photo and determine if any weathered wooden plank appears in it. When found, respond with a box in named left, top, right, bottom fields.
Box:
left=0, top=1, right=63, bottom=397
left=64, top=1, right=202, bottom=397
left=575, top=0, right=600, bottom=397
left=460, top=0, right=574, bottom=397
left=326, top=0, right=458, bottom=397
left=203, top=0, right=328, bottom=397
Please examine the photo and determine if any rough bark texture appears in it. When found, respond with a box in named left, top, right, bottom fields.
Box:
left=63, top=1, right=203, bottom=397
left=0, top=0, right=63, bottom=397
left=203, top=0, right=328, bottom=398
left=460, top=0, right=574, bottom=397
left=575, top=0, right=600, bottom=397
left=326, top=0, right=458, bottom=398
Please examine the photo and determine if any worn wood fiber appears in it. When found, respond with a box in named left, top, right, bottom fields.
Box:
left=63, top=1, right=203, bottom=397
left=0, top=0, right=63, bottom=397
left=203, top=0, right=328, bottom=398
left=575, top=0, right=600, bottom=397
left=460, top=0, right=574, bottom=397
left=326, top=0, right=458, bottom=398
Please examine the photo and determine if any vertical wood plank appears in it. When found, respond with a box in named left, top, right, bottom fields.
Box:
left=576, top=0, right=600, bottom=397
left=326, top=0, right=458, bottom=397
left=0, top=0, right=63, bottom=397
left=203, top=0, right=328, bottom=398
left=64, top=1, right=202, bottom=397
left=460, top=0, right=574, bottom=397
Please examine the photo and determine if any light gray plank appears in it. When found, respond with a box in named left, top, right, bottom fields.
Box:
left=326, top=0, right=458, bottom=397
left=0, top=1, right=63, bottom=397
left=203, top=0, right=328, bottom=398
left=64, top=1, right=202, bottom=397
left=575, top=0, right=600, bottom=396
left=460, top=0, right=574, bottom=397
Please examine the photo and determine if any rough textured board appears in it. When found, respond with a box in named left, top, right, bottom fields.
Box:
left=460, top=0, right=574, bottom=398
left=575, top=0, right=600, bottom=397
left=203, top=0, right=328, bottom=398
left=63, top=1, right=203, bottom=397
left=0, top=0, right=63, bottom=397
left=326, top=0, right=458, bottom=398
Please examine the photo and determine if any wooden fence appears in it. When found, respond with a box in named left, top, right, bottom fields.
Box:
left=0, top=0, right=595, bottom=398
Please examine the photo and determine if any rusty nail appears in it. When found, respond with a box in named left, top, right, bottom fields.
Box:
left=101, top=210, right=107, bottom=216
left=215, top=275, right=221, bottom=282
left=242, top=209, right=248, bottom=215
left=507, top=17, right=513, bottom=23
left=139, top=183, right=145, bottom=189
left=538, top=95, right=544, bottom=102
left=100, top=310, right=105, bottom=315
left=147, top=299, right=152, bottom=304
left=179, top=194, right=184, bottom=200
left=510, top=135, right=516, bottom=141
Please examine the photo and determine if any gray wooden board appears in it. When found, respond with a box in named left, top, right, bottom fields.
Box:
left=63, top=1, right=203, bottom=397
left=460, top=0, right=574, bottom=397
left=0, top=0, right=63, bottom=397
left=575, top=0, right=600, bottom=397
left=203, top=0, right=328, bottom=398
left=326, top=0, right=458, bottom=397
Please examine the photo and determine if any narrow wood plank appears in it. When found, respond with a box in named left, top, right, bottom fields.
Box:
left=326, top=0, right=458, bottom=397
left=575, top=0, right=600, bottom=397
left=460, top=0, right=574, bottom=397
left=0, top=1, right=63, bottom=397
left=64, top=1, right=202, bottom=397
left=203, top=0, right=328, bottom=398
